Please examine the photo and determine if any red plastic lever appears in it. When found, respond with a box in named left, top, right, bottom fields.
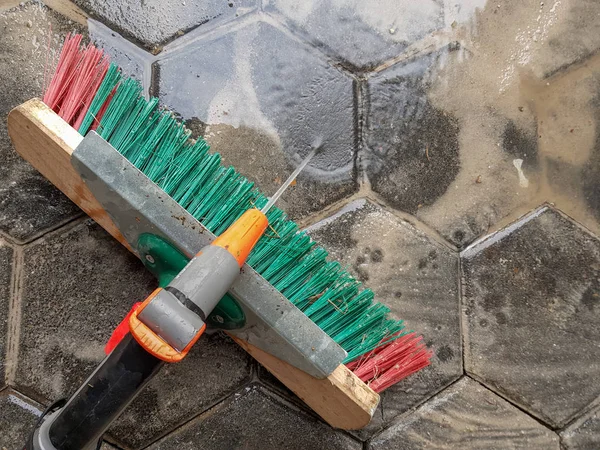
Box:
left=104, top=302, right=142, bottom=355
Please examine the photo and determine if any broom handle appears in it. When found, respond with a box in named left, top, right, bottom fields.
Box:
left=47, top=335, right=163, bottom=449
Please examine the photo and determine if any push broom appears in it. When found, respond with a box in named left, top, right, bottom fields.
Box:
left=8, top=34, right=432, bottom=448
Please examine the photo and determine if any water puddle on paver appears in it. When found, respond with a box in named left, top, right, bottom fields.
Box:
left=421, top=0, right=600, bottom=243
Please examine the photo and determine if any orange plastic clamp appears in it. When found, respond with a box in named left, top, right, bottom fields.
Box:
left=129, top=288, right=206, bottom=363
left=212, top=208, right=268, bottom=267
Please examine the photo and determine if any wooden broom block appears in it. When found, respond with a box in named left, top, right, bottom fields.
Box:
left=7, top=98, right=380, bottom=430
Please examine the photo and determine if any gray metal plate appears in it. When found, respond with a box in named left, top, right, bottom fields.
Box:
left=71, top=132, right=346, bottom=378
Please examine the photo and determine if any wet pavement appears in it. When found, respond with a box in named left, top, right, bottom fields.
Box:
left=0, top=0, right=599, bottom=448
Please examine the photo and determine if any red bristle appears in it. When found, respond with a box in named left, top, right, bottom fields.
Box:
left=346, top=331, right=410, bottom=372
left=368, top=348, right=431, bottom=392
left=345, top=347, right=379, bottom=372
left=59, top=44, right=108, bottom=125
left=358, top=334, right=426, bottom=379
left=72, top=57, right=110, bottom=130
left=43, top=33, right=83, bottom=110
left=43, top=35, right=110, bottom=128
left=349, top=332, right=432, bottom=393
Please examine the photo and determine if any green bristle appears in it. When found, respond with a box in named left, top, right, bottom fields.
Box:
left=261, top=232, right=315, bottom=284
left=97, top=78, right=142, bottom=141
left=324, top=293, right=374, bottom=339
left=141, top=117, right=190, bottom=183
left=287, top=261, right=344, bottom=310
left=108, top=97, right=147, bottom=150
left=133, top=113, right=177, bottom=173
left=204, top=181, right=256, bottom=234
left=188, top=167, right=240, bottom=223
left=249, top=221, right=299, bottom=267
left=81, top=80, right=411, bottom=364
left=247, top=222, right=305, bottom=273
left=273, top=248, right=328, bottom=296
left=112, top=97, right=159, bottom=155
left=78, top=63, right=121, bottom=135
left=303, top=274, right=357, bottom=322
left=119, top=99, right=161, bottom=161
left=171, top=152, right=222, bottom=210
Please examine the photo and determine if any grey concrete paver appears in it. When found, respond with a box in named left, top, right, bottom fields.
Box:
left=0, top=387, right=117, bottom=449
left=109, top=332, right=252, bottom=449
left=16, top=220, right=156, bottom=402
left=150, top=385, right=362, bottom=450
left=16, top=220, right=251, bottom=449
left=561, top=404, right=600, bottom=450
left=361, top=0, right=600, bottom=249
left=368, top=377, right=560, bottom=450
left=0, top=388, right=43, bottom=449
left=462, top=207, right=600, bottom=428
left=88, top=18, right=152, bottom=84
left=531, top=0, right=600, bottom=78
left=74, top=0, right=257, bottom=50
left=264, top=0, right=445, bottom=71
left=363, top=51, right=461, bottom=237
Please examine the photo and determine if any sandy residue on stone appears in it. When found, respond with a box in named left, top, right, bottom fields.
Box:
left=419, top=0, right=600, bottom=244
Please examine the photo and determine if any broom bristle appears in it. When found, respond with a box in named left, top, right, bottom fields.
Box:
left=43, top=33, right=82, bottom=109
left=347, top=332, right=432, bottom=391
left=43, top=34, right=110, bottom=127
left=43, top=34, right=432, bottom=393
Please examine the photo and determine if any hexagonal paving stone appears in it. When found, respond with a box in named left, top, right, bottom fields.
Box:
left=149, top=385, right=362, bottom=450
left=156, top=18, right=357, bottom=221
left=264, top=0, right=444, bottom=71
left=16, top=220, right=251, bottom=449
left=462, top=207, right=600, bottom=428
left=534, top=52, right=600, bottom=240
left=0, top=4, right=82, bottom=243
left=363, top=51, right=461, bottom=238
left=363, top=46, right=539, bottom=250
left=100, top=444, right=119, bottom=449
left=305, top=199, right=461, bottom=437
left=368, top=377, right=560, bottom=450
left=88, top=19, right=153, bottom=84
left=561, top=404, right=600, bottom=450
left=16, top=220, right=156, bottom=401
left=0, top=241, right=13, bottom=387
left=74, top=0, right=257, bottom=50
left=0, top=388, right=43, bottom=448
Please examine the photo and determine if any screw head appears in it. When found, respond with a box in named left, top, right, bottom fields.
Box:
left=145, top=254, right=155, bottom=264
left=213, top=315, right=224, bottom=324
